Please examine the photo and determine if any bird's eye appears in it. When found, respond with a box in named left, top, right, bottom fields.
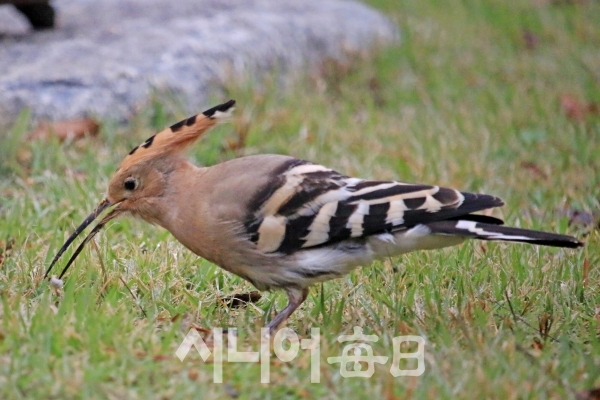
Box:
left=123, top=177, right=138, bottom=191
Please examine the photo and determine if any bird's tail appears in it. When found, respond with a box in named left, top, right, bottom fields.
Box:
left=427, top=219, right=583, bottom=248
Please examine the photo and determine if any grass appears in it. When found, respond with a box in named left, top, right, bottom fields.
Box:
left=1, top=0, right=599, bottom=398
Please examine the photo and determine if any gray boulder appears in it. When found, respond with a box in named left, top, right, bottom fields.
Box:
left=0, top=0, right=398, bottom=122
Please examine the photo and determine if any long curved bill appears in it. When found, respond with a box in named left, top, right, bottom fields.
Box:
left=44, top=199, right=121, bottom=280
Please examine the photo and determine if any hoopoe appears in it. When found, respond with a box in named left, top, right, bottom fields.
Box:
left=45, top=99, right=583, bottom=334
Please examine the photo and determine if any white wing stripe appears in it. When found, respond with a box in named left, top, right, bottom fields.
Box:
left=296, top=188, right=353, bottom=216
left=386, top=200, right=408, bottom=224
left=303, top=201, right=338, bottom=247
left=421, top=195, right=444, bottom=212
left=261, top=174, right=304, bottom=215
left=257, top=215, right=287, bottom=252
left=286, top=164, right=331, bottom=175
left=347, top=189, right=439, bottom=206
left=349, top=182, right=398, bottom=197
left=347, top=202, right=369, bottom=237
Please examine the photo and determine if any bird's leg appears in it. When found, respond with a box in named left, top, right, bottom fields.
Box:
left=266, top=287, right=309, bottom=336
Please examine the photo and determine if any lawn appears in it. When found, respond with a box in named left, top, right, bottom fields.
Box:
left=1, top=0, right=599, bottom=398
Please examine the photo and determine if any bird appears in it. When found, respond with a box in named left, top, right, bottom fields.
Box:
left=44, top=99, right=584, bottom=335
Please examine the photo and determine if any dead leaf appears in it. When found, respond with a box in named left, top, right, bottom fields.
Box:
left=156, top=313, right=181, bottom=323
left=133, top=349, right=146, bottom=358
left=28, top=118, right=100, bottom=141
left=220, top=291, right=262, bottom=308
left=555, top=206, right=597, bottom=230
left=395, top=321, right=413, bottom=335
left=479, top=242, right=488, bottom=254
left=568, top=210, right=596, bottom=228
left=561, top=95, right=586, bottom=120
left=520, top=161, right=548, bottom=180
left=531, top=337, right=544, bottom=351
left=0, top=238, right=15, bottom=251
left=583, top=258, right=590, bottom=288
left=576, top=387, right=600, bottom=400
left=191, top=324, right=212, bottom=334
left=187, top=369, right=199, bottom=381
left=538, top=313, right=553, bottom=342
left=560, top=94, right=599, bottom=121
left=0, top=238, right=15, bottom=267
left=522, top=30, right=539, bottom=50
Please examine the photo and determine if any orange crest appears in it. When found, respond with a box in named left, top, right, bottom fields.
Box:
left=118, top=100, right=235, bottom=170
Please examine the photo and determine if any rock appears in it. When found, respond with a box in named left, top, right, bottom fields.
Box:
left=0, top=0, right=398, bottom=122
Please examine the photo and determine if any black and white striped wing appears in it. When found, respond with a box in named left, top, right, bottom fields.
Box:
left=244, top=159, right=504, bottom=255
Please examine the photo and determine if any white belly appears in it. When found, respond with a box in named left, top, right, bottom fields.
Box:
left=278, top=224, right=466, bottom=287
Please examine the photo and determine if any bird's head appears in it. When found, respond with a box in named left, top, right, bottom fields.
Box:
left=44, top=100, right=236, bottom=281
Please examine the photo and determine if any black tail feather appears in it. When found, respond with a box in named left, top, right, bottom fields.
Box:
left=447, top=214, right=505, bottom=225
left=427, top=220, right=583, bottom=249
